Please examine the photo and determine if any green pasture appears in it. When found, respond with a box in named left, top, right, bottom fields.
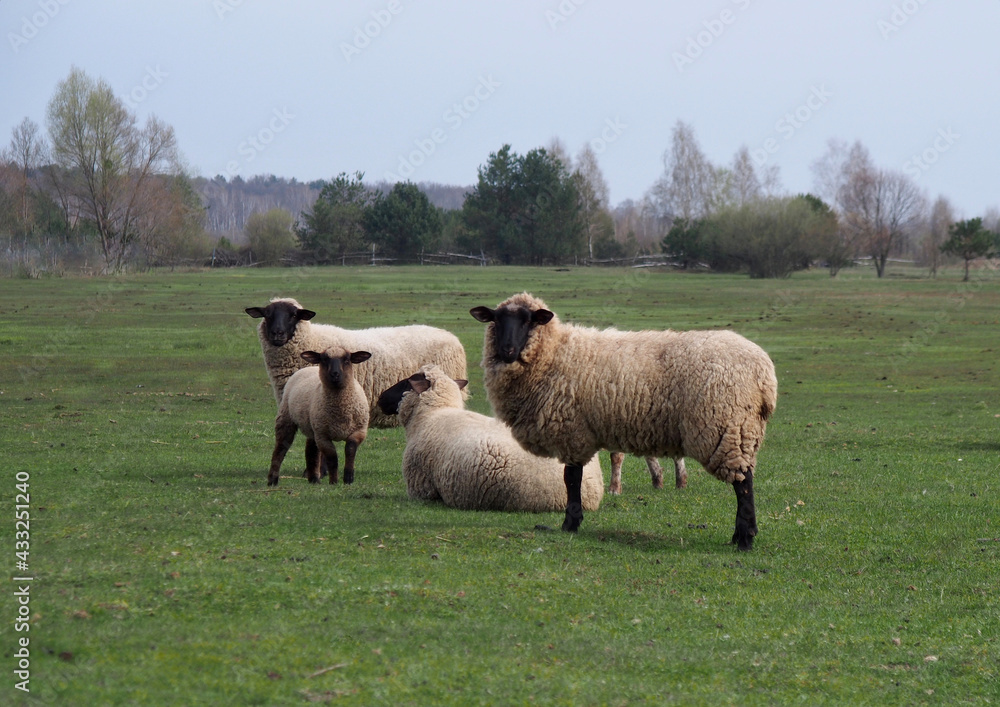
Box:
left=2, top=264, right=998, bottom=705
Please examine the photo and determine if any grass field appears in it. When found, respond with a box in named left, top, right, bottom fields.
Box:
left=2, top=264, right=998, bottom=705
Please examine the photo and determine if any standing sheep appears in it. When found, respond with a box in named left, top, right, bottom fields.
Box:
left=268, top=347, right=370, bottom=486
left=608, top=453, right=686, bottom=494
left=376, top=365, right=605, bottom=513
left=470, top=292, right=777, bottom=551
left=245, top=297, right=467, bottom=427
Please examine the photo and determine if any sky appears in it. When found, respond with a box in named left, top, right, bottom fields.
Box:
left=3, top=0, right=999, bottom=217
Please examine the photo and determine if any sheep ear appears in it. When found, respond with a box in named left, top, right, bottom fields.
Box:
left=469, top=306, right=495, bottom=323
left=532, top=309, right=554, bottom=325
left=298, top=309, right=317, bottom=321
left=455, top=379, right=469, bottom=390
left=350, top=351, right=372, bottom=364
left=410, top=379, right=431, bottom=394
left=245, top=307, right=265, bottom=318
left=300, top=351, right=322, bottom=364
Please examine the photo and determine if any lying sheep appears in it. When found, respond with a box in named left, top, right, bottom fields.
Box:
left=245, top=297, right=467, bottom=428
left=376, top=365, right=604, bottom=513
left=470, top=292, right=777, bottom=551
left=608, top=453, right=686, bottom=494
left=267, top=347, right=370, bottom=486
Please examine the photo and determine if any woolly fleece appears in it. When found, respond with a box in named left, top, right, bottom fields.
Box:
left=480, top=292, right=777, bottom=484
left=397, top=365, right=604, bottom=512
left=279, top=350, right=370, bottom=449
left=256, top=298, right=467, bottom=427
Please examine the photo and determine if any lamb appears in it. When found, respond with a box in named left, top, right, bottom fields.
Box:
left=608, top=453, right=686, bottom=494
left=470, top=292, right=777, bottom=551
left=267, top=346, right=370, bottom=486
left=376, top=365, right=604, bottom=513
left=245, top=297, right=467, bottom=428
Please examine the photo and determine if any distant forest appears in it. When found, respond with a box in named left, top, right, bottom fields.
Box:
left=194, top=175, right=469, bottom=243
left=3, top=66, right=997, bottom=277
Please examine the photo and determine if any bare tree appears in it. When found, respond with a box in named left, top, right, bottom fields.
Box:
left=46, top=67, right=179, bottom=273
left=727, top=146, right=761, bottom=206
left=545, top=137, right=573, bottom=172
left=612, top=197, right=661, bottom=252
left=2, top=117, right=48, bottom=235
left=649, top=121, right=718, bottom=222
left=920, top=195, right=954, bottom=277
left=839, top=166, right=926, bottom=278
left=723, top=145, right=782, bottom=207
left=813, top=139, right=925, bottom=277
left=811, top=139, right=868, bottom=273
left=574, top=144, right=611, bottom=259
left=983, top=206, right=1000, bottom=235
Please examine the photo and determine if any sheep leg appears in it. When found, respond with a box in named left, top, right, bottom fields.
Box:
left=305, top=438, right=322, bottom=484
left=731, top=469, right=757, bottom=551
left=673, top=457, right=687, bottom=489
left=317, top=441, right=339, bottom=484
left=302, top=456, right=330, bottom=480
left=342, top=432, right=365, bottom=485
left=267, top=418, right=297, bottom=487
left=647, top=457, right=665, bottom=489
left=562, top=463, right=585, bottom=532
left=609, top=452, right=624, bottom=495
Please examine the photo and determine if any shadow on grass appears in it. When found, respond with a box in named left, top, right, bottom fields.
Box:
left=950, top=441, right=1000, bottom=452
left=575, top=526, right=744, bottom=556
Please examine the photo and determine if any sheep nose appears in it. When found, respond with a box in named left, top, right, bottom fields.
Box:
left=500, top=347, right=518, bottom=363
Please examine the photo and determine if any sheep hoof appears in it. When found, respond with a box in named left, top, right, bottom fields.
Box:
left=562, top=503, right=583, bottom=532
left=731, top=530, right=755, bottom=551
left=267, top=478, right=279, bottom=487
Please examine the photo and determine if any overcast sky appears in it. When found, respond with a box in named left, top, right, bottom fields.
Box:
left=4, top=1, right=998, bottom=216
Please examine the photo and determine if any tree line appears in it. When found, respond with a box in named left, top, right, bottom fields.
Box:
left=1, top=68, right=997, bottom=277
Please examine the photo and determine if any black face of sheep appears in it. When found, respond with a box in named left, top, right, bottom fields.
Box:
left=470, top=305, right=554, bottom=364
left=301, top=349, right=372, bottom=390
left=245, top=301, right=317, bottom=347
left=377, top=371, right=471, bottom=415
left=376, top=373, right=427, bottom=415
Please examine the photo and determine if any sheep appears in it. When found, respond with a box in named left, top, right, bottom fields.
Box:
left=376, top=365, right=605, bottom=513
left=245, top=297, right=467, bottom=428
left=470, top=292, right=777, bottom=551
left=608, top=453, right=687, bottom=494
left=267, top=347, right=371, bottom=486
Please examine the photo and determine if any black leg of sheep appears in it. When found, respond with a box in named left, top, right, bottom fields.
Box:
left=302, top=456, right=330, bottom=480
left=562, top=463, right=585, bottom=532
left=731, top=470, right=757, bottom=551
